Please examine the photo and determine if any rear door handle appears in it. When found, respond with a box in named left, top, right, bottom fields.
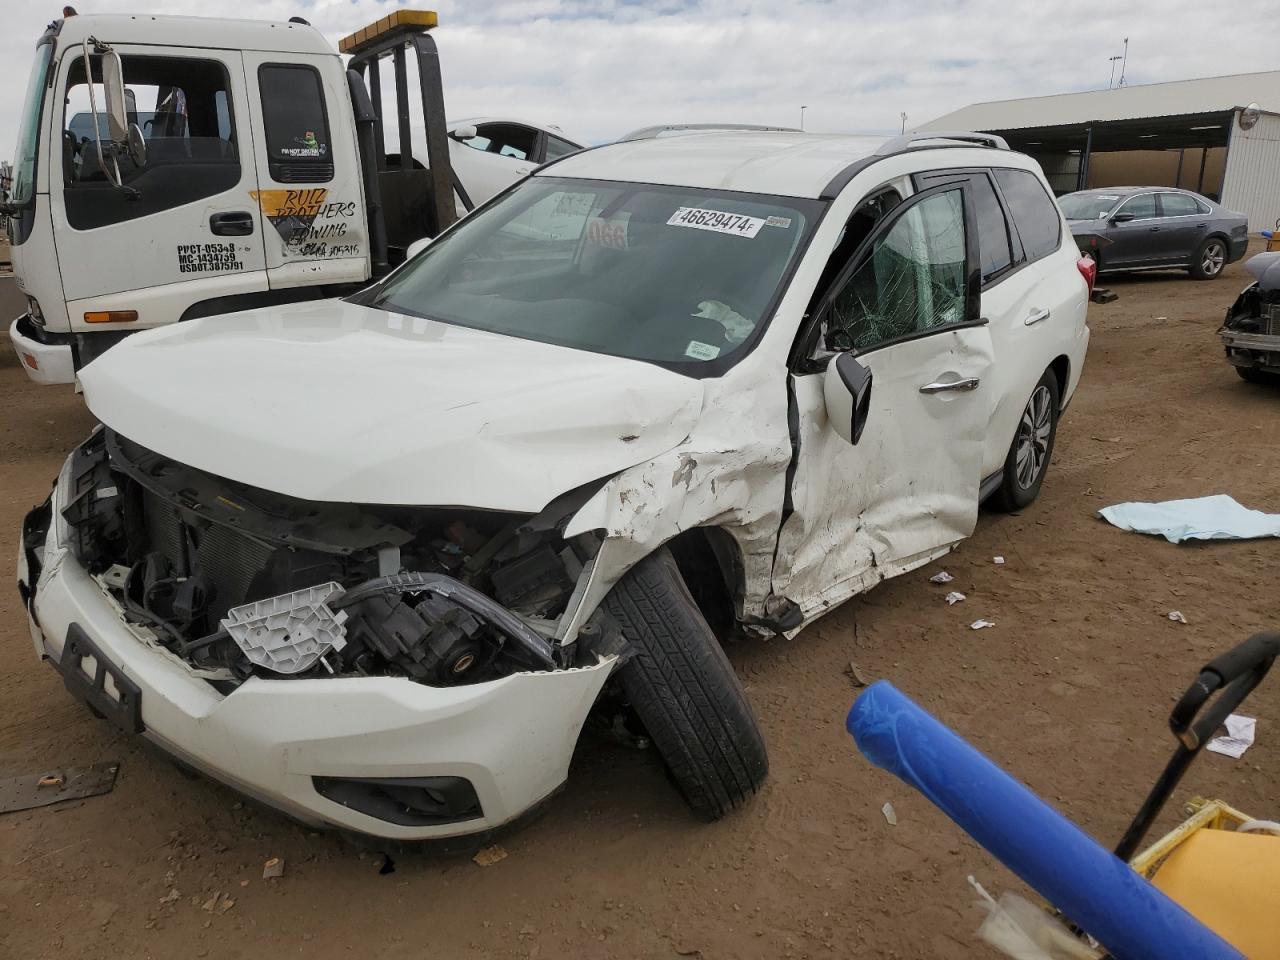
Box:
left=209, top=211, right=255, bottom=237
left=1148, top=226, right=1161, bottom=232
left=1025, top=307, right=1051, bottom=326
left=919, top=377, right=980, bottom=394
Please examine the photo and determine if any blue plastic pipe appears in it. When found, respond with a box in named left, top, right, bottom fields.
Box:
left=847, top=681, right=1242, bottom=960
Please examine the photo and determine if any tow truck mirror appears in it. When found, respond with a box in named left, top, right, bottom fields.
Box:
left=824, top=352, right=874, bottom=446
left=451, top=124, right=478, bottom=142
left=100, top=50, right=130, bottom=143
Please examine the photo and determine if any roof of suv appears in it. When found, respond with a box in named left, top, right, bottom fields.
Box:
left=541, top=131, right=1034, bottom=200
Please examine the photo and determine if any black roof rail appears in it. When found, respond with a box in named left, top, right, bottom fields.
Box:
left=875, top=131, right=1010, bottom=154
left=618, top=123, right=801, bottom=142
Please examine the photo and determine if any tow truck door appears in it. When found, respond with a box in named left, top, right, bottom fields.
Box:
left=51, top=45, right=269, bottom=324
left=240, top=52, right=369, bottom=289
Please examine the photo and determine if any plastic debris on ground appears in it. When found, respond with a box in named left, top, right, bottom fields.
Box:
left=1098, top=494, right=1280, bottom=544
left=993, top=556, right=1006, bottom=565
left=1167, top=610, right=1188, bottom=624
left=846, top=661, right=871, bottom=688
left=946, top=591, right=966, bottom=605
left=473, top=844, right=508, bottom=867
left=969, top=876, right=1098, bottom=959
left=262, top=857, right=285, bottom=879
left=971, top=619, right=995, bottom=630
left=930, top=571, right=954, bottom=584
left=1206, top=714, right=1256, bottom=759
left=881, top=802, right=897, bottom=826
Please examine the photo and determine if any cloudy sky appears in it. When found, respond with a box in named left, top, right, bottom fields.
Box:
left=3, top=0, right=1276, bottom=161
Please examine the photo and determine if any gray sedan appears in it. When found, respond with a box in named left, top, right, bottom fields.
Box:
left=1059, top=187, right=1249, bottom=280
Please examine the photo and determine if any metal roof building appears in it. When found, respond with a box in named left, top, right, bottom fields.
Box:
left=921, top=70, right=1280, bottom=231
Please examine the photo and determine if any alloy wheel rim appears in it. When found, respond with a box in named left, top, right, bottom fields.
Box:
left=1202, top=242, right=1225, bottom=275
left=1015, top=385, right=1052, bottom=489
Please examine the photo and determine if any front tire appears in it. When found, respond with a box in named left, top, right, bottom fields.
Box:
left=603, top=547, right=768, bottom=821
left=1189, top=237, right=1227, bottom=280
left=990, top=369, right=1060, bottom=512
left=1237, top=366, right=1280, bottom=385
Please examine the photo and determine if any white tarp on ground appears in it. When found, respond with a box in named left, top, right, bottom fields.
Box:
left=1099, top=495, right=1280, bottom=544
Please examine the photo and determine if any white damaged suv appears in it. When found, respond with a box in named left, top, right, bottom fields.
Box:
left=18, top=131, right=1091, bottom=838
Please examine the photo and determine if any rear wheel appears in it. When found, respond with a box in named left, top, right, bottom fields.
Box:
left=990, top=369, right=1060, bottom=512
left=1189, top=237, right=1227, bottom=280
left=603, top=547, right=768, bottom=820
left=1236, top=366, right=1280, bottom=386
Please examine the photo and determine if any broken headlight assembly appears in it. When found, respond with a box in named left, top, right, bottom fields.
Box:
left=58, top=429, right=607, bottom=689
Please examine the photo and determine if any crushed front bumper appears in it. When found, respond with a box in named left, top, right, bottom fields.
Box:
left=18, top=491, right=615, bottom=840
left=1220, top=329, right=1280, bottom=373
left=9, top=315, right=75, bottom=385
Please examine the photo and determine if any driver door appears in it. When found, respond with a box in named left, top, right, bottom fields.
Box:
left=772, top=184, right=995, bottom=616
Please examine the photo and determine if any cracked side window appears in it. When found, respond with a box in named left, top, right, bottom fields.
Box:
left=825, top=188, right=967, bottom=354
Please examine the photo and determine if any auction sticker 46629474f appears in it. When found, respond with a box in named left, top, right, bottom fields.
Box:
left=666, top=207, right=765, bottom=239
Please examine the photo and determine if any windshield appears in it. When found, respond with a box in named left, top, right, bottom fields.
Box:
left=1058, top=193, right=1121, bottom=221
left=367, top=177, right=820, bottom=369
left=11, top=41, right=55, bottom=207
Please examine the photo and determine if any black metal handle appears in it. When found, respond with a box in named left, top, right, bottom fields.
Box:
left=1113, top=631, right=1280, bottom=862
left=209, top=211, right=255, bottom=237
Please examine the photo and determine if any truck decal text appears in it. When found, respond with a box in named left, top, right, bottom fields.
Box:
left=177, top=242, right=244, bottom=274
left=250, top=189, right=359, bottom=259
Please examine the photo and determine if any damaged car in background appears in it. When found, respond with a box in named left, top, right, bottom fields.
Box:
left=1220, top=251, right=1280, bottom=385
left=18, top=130, right=1089, bottom=839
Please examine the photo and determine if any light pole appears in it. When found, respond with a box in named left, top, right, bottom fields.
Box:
left=900, top=112, right=907, bottom=133
left=800, top=105, right=807, bottom=131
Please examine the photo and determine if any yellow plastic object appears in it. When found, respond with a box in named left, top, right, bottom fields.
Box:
left=339, top=10, right=439, bottom=55
left=1132, top=799, right=1280, bottom=959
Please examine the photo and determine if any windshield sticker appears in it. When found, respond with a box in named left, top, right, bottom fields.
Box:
left=585, top=216, right=628, bottom=250
left=667, top=207, right=765, bottom=239
left=684, top=340, right=721, bottom=361
left=177, top=242, right=243, bottom=274
left=765, top=216, right=793, bottom=228
left=280, top=131, right=328, bottom=159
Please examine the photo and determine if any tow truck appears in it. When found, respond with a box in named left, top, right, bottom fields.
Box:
left=4, top=11, right=513, bottom=384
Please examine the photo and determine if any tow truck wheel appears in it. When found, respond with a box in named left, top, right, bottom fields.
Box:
left=604, top=546, right=768, bottom=820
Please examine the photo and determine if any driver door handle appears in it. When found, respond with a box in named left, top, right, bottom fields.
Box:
left=210, top=211, right=255, bottom=236
left=919, top=377, right=980, bottom=394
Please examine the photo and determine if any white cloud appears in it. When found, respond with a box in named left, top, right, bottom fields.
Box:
left=2, top=0, right=1276, bottom=161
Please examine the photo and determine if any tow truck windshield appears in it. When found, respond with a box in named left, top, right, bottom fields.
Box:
left=10, top=41, right=55, bottom=211
left=366, top=177, right=820, bottom=369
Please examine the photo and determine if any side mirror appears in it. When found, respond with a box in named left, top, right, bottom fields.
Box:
left=100, top=49, right=130, bottom=143
left=451, top=124, right=478, bottom=142
left=1110, top=212, right=1135, bottom=224
left=405, top=235, right=433, bottom=259
left=824, top=353, right=873, bottom=445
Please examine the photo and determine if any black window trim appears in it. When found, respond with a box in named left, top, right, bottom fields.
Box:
left=7, top=31, right=57, bottom=246
left=795, top=180, right=982, bottom=370
left=257, top=61, right=334, bottom=184
left=1114, top=191, right=1159, bottom=221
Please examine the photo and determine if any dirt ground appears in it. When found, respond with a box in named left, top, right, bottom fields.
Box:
left=1, top=244, right=1276, bottom=959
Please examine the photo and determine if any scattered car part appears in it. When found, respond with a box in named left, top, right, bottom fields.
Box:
left=0, top=762, right=120, bottom=814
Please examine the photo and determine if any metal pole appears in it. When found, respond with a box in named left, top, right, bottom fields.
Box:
left=1197, top=146, right=1209, bottom=194
left=413, top=33, right=457, bottom=235
left=800, top=105, right=807, bottom=131
left=1118, top=38, right=1129, bottom=87
left=392, top=44, right=413, bottom=171
left=1079, top=124, right=1093, bottom=191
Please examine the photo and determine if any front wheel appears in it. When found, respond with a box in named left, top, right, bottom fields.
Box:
left=990, top=369, right=1060, bottom=512
left=1237, top=366, right=1280, bottom=386
left=603, top=547, right=768, bottom=821
left=1189, top=237, right=1227, bottom=280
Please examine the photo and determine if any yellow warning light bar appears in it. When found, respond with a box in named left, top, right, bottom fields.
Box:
left=339, top=10, right=439, bottom=55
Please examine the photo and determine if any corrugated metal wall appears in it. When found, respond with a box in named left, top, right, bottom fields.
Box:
left=1222, top=110, right=1280, bottom=231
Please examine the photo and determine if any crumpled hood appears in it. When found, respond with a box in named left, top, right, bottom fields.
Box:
left=79, top=300, right=704, bottom=511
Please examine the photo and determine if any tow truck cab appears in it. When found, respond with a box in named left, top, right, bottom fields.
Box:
left=6, top=11, right=459, bottom=384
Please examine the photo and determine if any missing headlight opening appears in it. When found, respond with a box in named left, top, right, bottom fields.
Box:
left=62, top=429, right=607, bottom=687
